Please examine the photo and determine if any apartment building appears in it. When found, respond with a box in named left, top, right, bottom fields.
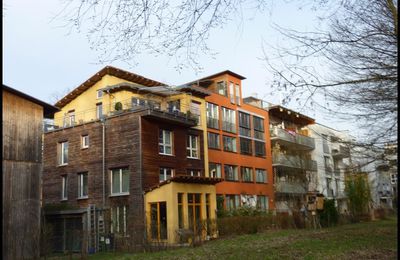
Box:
left=42, top=66, right=221, bottom=253
left=308, top=123, right=353, bottom=213
left=244, top=97, right=317, bottom=213
left=186, top=72, right=274, bottom=213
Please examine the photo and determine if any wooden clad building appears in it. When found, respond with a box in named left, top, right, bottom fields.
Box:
left=2, top=85, right=58, bottom=260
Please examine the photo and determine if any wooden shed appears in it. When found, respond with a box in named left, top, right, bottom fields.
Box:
left=2, top=85, right=58, bottom=260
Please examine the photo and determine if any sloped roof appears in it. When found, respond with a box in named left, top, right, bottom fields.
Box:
left=55, top=66, right=165, bottom=108
left=182, top=70, right=246, bottom=88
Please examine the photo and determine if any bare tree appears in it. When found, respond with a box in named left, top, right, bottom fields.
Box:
left=264, top=0, right=398, bottom=150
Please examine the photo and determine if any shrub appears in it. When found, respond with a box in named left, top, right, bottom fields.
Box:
left=319, top=199, right=339, bottom=227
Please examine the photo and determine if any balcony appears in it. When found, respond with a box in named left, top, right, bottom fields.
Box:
left=275, top=182, right=307, bottom=194
left=331, top=145, right=350, bottom=158
left=270, top=127, right=315, bottom=150
left=141, top=106, right=198, bottom=127
left=272, top=154, right=317, bottom=171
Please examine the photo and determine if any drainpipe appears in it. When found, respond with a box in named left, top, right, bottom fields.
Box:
left=102, top=118, right=106, bottom=208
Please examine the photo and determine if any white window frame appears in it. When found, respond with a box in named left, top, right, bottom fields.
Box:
left=78, top=172, right=88, bottom=199
left=110, top=168, right=129, bottom=196
left=222, top=107, right=236, bottom=133
left=59, top=141, right=68, bottom=166
left=81, top=135, right=89, bottom=149
left=188, top=169, right=201, bottom=177
left=61, top=175, right=68, bottom=200
left=96, top=103, right=103, bottom=119
left=97, top=89, right=103, bottom=99
left=187, top=135, right=199, bottom=159
left=159, top=168, right=174, bottom=182
left=159, top=130, right=173, bottom=155
left=111, top=206, right=127, bottom=236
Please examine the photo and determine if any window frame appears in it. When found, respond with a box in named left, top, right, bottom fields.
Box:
left=207, top=132, right=220, bottom=149
left=255, top=169, right=267, bottom=183
left=254, top=140, right=266, bottom=157
left=97, top=89, right=103, bottom=99
left=229, top=82, right=235, bottom=104
left=241, top=167, right=254, bottom=182
left=61, top=175, right=68, bottom=200
left=206, top=102, right=219, bottom=129
left=159, top=129, right=173, bottom=156
left=235, top=84, right=241, bottom=105
left=96, top=102, right=103, bottom=119
left=221, top=107, right=236, bottom=133
left=209, top=162, right=222, bottom=178
left=159, top=167, right=174, bottom=182
left=223, top=135, right=237, bottom=152
left=216, top=81, right=227, bottom=96
left=224, top=165, right=239, bottom=181
left=81, top=135, right=89, bottom=149
left=58, top=141, right=69, bottom=166
left=78, top=172, right=88, bottom=199
left=187, top=135, right=200, bottom=159
left=110, top=168, right=130, bottom=196
left=240, top=137, right=252, bottom=155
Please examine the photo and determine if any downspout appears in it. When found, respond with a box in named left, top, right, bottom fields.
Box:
left=102, top=118, right=106, bottom=208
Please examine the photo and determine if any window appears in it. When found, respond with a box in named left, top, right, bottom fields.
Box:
left=205, top=194, right=211, bottom=235
left=240, top=138, right=252, bottom=155
left=253, top=116, right=265, bottom=140
left=150, top=202, right=167, bottom=240
left=187, top=169, right=202, bottom=177
left=111, top=206, right=128, bottom=236
left=167, top=100, right=180, bottom=113
left=254, top=141, right=266, bottom=157
left=221, top=107, right=236, bottom=133
left=216, top=81, right=227, bottom=96
left=324, top=156, right=332, bottom=173
left=226, top=195, right=240, bottom=210
left=224, top=165, right=238, bottom=181
left=187, top=135, right=199, bottom=159
left=64, top=110, right=75, bottom=127
left=78, top=172, right=88, bottom=198
left=256, top=169, right=267, bottom=183
left=159, top=130, right=173, bottom=155
left=188, top=193, right=202, bottom=233
left=81, top=135, right=89, bottom=149
left=257, top=196, right=268, bottom=211
left=97, top=89, right=103, bottom=99
left=209, top=163, right=222, bottom=178
left=159, top=168, right=174, bottom=182
left=178, top=193, right=184, bottom=229
left=241, top=167, right=253, bottom=182
left=190, top=101, right=201, bottom=125
left=229, top=82, right=235, bottom=103
left=322, top=134, right=330, bottom=153
left=206, top=102, right=219, bottom=129
left=58, top=141, right=68, bottom=165
left=96, top=103, right=103, bottom=119
left=235, top=84, right=240, bottom=105
left=239, top=112, right=251, bottom=137
left=61, top=175, right=68, bottom=200
left=223, top=136, right=237, bottom=152
left=111, top=168, right=129, bottom=195
left=207, top=132, right=220, bottom=149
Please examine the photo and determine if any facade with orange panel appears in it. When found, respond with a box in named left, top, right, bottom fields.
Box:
left=189, top=71, right=275, bottom=211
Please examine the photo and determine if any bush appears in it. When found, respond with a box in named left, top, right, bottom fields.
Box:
left=319, top=199, right=339, bottom=227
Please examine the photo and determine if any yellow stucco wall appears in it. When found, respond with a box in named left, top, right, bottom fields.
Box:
left=144, top=182, right=217, bottom=244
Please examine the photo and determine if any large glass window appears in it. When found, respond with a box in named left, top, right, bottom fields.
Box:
left=207, top=132, right=220, bottom=149
left=239, top=112, right=251, bottom=137
left=240, top=138, right=252, bottom=155
left=222, top=107, right=236, bottom=133
left=188, top=193, right=202, bottom=233
left=167, top=100, right=181, bottom=113
left=226, top=195, right=240, bottom=211
left=187, top=135, right=199, bottom=159
left=58, top=141, right=69, bottom=165
left=190, top=101, right=201, bottom=125
left=223, top=136, right=237, bottom=152
left=235, top=84, right=241, bottom=105
left=111, top=206, right=128, bottom=236
left=150, top=202, right=167, bottom=240
left=209, top=163, right=222, bottom=178
left=241, top=167, right=253, bottom=182
left=159, top=130, right=173, bottom=155
left=78, top=172, right=88, bottom=198
left=159, top=168, right=174, bottom=182
left=257, top=196, right=268, bottom=211
left=254, top=141, right=266, bottom=157
left=224, top=165, right=238, bottom=181
left=256, top=169, right=267, bottom=183
left=253, top=116, right=265, bottom=140
left=96, top=103, right=103, bottom=119
left=111, top=168, right=129, bottom=195
left=229, top=82, right=235, bottom=103
left=206, top=102, right=219, bottom=129
left=216, top=81, right=227, bottom=96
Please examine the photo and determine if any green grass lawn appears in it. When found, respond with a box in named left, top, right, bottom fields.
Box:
left=50, top=217, right=398, bottom=260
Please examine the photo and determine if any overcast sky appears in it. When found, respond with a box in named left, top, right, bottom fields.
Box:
left=3, top=0, right=357, bottom=135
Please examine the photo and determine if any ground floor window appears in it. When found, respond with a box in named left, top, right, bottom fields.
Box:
left=111, top=206, right=128, bottom=236
left=257, top=196, right=269, bottom=211
left=150, top=202, right=167, bottom=240
left=188, top=193, right=202, bottom=234
left=226, top=194, right=240, bottom=210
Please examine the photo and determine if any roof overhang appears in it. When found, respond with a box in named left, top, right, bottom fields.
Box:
left=268, top=105, right=315, bottom=126
left=145, top=175, right=223, bottom=193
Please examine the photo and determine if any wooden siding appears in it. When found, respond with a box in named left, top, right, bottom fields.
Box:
left=2, top=90, right=44, bottom=260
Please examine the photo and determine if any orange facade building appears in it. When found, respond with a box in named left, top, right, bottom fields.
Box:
left=188, top=71, right=275, bottom=211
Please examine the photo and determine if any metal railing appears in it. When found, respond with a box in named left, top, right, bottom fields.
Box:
left=270, top=127, right=315, bottom=149
left=222, top=121, right=236, bottom=133
left=206, top=118, right=219, bottom=129
left=331, top=145, right=350, bottom=158
left=275, top=182, right=307, bottom=194
left=239, top=127, right=251, bottom=137
left=272, top=154, right=318, bottom=171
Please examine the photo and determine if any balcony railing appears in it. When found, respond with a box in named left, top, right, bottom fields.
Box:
left=275, top=182, right=307, bottom=194
left=239, top=127, right=251, bottom=137
left=272, top=154, right=317, bottom=171
left=332, top=145, right=350, bottom=158
left=44, top=97, right=198, bottom=132
left=270, top=127, right=315, bottom=150
left=207, top=117, right=219, bottom=129
left=222, top=121, right=236, bottom=133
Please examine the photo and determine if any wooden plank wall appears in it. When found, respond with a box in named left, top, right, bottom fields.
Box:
left=2, top=90, right=43, bottom=260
